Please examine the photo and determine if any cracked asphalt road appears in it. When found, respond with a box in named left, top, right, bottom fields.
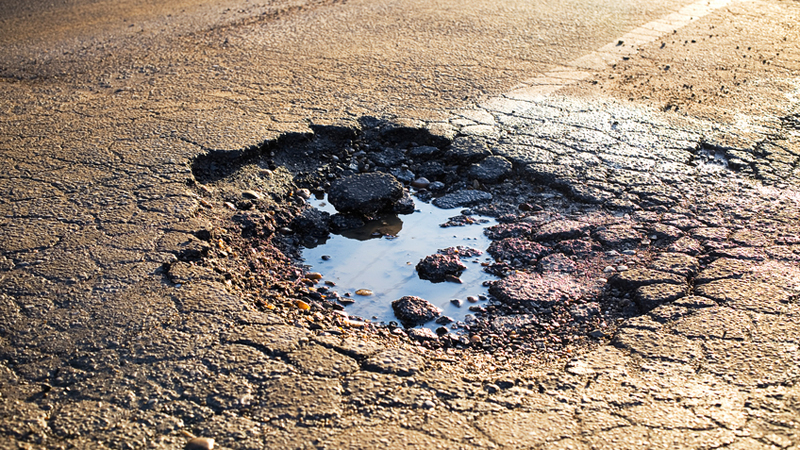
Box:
left=2, top=0, right=800, bottom=448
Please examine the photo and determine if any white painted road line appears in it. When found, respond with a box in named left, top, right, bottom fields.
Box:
left=474, top=0, right=738, bottom=115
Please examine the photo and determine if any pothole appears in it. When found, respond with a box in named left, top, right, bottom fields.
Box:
left=301, top=194, right=498, bottom=331
left=185, top=116, right=709, bottom=358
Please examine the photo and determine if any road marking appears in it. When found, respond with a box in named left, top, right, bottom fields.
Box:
left=474, top=0, right=737, bottom=115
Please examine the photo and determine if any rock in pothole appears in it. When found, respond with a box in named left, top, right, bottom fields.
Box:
left=416, top=161, right=447, bottom=180
left=392, top=191, right=416, bottom=214
left=432, top=190, right=493, bottom=209
left=390, top=167, right=416, bottom=184
left=234, top=211, right=275, bottom=239
left=416, top=254, right=467, bottom=283
left=391, top=295, right=442, bottom=327
left=445, top=136, right=492, bottom=163
left=469, top=155, right=513, bottom=183
left=369, top=148, right=405, bottom=167
left=407, top=327, right=439, bottom=342
left=487, top=238, right=550, bottom=265
left=291, top=208, right=331, bottom=239
left=408, top=145, right=441, bottom=159
left=489, top=272, right=584, bottom=308
left=437, top=246, right=483, bottom=258
left=328, top=172, right=405, bottom=215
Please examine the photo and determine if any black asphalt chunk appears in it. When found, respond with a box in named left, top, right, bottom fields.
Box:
left=416, top=254, right=467, bottom=283
left=489, top=272, right=584, bottom=308
left=469, top=155, right=513, bottom=183
left=328, top=172, right=404, bottom=215
left=445, top=136, right=492, bottom=163
left=432, top=189, right=493, bottom=209
left=391, top=296, right=442, bottom=328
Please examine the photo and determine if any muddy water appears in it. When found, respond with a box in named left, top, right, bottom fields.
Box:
left=302, top=197, right=497, bottom=328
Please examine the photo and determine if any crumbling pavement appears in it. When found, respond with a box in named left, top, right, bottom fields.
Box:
left=2, top=0, right=800, bottom=449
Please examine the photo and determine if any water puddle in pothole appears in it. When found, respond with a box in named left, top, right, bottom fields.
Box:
left=301, top=197, right=498, bottom=329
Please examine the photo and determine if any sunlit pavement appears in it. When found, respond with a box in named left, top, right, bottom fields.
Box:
left=1, top=0, right=800, bottom=448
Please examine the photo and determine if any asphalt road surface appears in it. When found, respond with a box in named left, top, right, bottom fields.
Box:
left=1, top=0, right=800, bottom=449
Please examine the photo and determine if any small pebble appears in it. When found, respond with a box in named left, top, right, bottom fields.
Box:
left=296, top=188, right=311, bottom=199
left=295, top=300, right=311, bottom=310
left=603, top=266, right=615, bottom=273
left=242, top=190, right=263, bottom=200
left=451, top=299, right=463, bottom=307
left=355, top=289, right=373, bottom=296
left=435, top=315, right=454, bottom=324
left=445, top=274, right=462, bottom=283
left=411, top=177, right=431, bottom=189
left=344, top=319, right=365, bottom=328
left=321, top=255, right=331, bottom=261
left=467, top=296, right=479, bottom=303
left=622, top=250, right=636, bottom=256
left=616, top=265, right=629, bottom=271
left=185, top=437, right=215, bottom=450
left=422, top=400, right=435, bottom=409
